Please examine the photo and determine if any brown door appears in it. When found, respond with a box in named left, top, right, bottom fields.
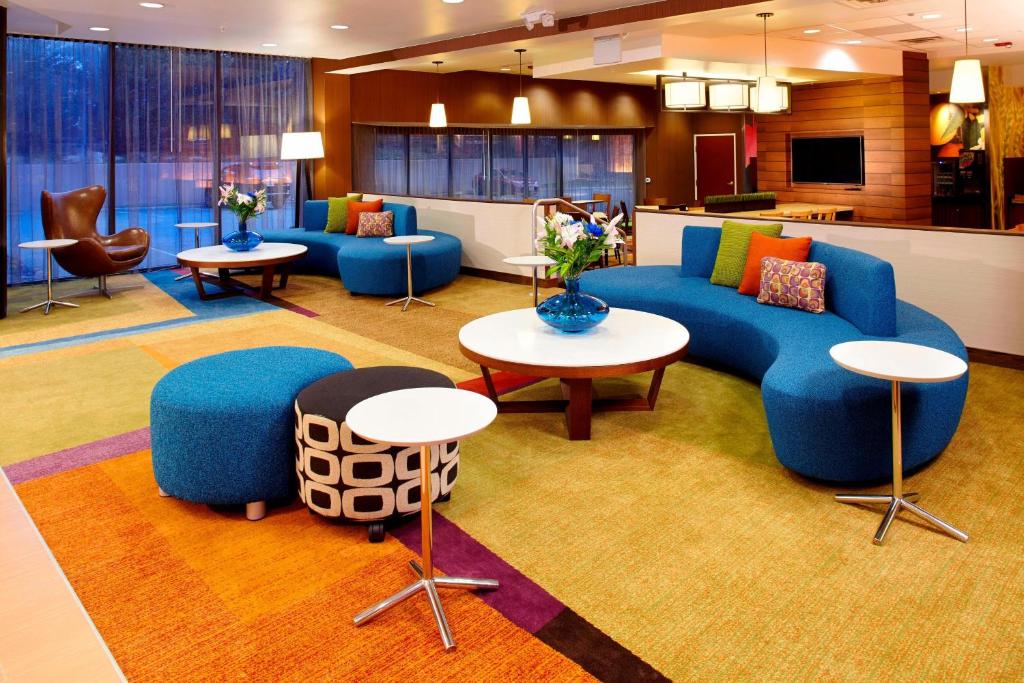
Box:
left=694, top=134, right=736, bottom=204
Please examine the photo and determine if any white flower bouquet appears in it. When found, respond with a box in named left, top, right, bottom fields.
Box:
left=536, top=211, right=624, bottom=280
left=218, top=184, right=268, bottom=226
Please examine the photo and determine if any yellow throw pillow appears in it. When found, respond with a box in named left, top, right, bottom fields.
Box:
left=325, top=193, right=363, bottom=233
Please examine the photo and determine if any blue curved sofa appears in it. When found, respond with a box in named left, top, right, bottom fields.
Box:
left=262, top=200, right=462, bottom=296
left=581, top=226, right=968, bottom=483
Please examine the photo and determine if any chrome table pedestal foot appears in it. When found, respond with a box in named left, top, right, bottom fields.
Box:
left=20, top=245, right=79, bottom=315
left=385, top=243, right=434, bottom=312
left=353, top=445, right=498, bottom=651
left=836, top=379, right=968, bottom=545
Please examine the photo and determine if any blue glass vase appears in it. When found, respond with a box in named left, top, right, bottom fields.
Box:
left=536, top=276, right=609, bottom=333
left=223, top=221, right=263, bottom=252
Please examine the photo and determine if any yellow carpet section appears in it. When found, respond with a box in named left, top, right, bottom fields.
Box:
left=2, top=274, right=191, bottom=348
left=15, top=451, right=593, bottom=682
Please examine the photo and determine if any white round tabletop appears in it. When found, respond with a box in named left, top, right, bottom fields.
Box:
left=503, top=255, right=556, bottom=267
left=830, top=341, right=968, bottom=383
left=383, top=235, right=435, bottom=246
left=459, top=308, right=689, bottom=370
left=346, top=387, right=497, bottom=446
left=176, top=243, right=307, bottom=265
left=19, top=239, right=77, bottom=250
left=174, top=222, right=218, bottom=229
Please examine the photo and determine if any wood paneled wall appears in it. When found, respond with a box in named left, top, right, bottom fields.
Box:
left=756, top=52, right=932, bottom=223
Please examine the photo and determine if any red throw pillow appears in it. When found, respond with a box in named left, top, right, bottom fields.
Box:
left=737, top=232, right=812, bottom=295
left=346, top=198, right=383, bottom=234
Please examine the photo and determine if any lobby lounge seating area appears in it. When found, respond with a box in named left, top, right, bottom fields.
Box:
left=3, top=1, right=1024, bottom=681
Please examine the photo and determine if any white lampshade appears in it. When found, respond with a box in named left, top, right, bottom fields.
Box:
left=949, top=58, right=986, bottom=104
left=511, top=96, right=531, bottom=125
left=429, top=102, right=448, bottom=128
left=708, top=82, right=749, bottom=111
left=751, top=76, right=784, bottom=113
left=280, top=131, right=325, bottom=160
left=664, top=80, right=706, bottom=109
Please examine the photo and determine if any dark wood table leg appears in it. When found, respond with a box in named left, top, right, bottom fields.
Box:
left=647, top=367, right=666, bottom=409
left=218, top=268, right=230, bottom=282
left=279, top=264, right=292, bottom=289
left=259, top=266, right=275, bottom=300
left=480, top=366, right=499, bottom=402
left=561, top=378, right=593, bottom=440
left=189, top=267, right=210, bottom=300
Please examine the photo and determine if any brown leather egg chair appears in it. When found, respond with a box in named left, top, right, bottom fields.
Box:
left=40, top=186, right=150, bottom=298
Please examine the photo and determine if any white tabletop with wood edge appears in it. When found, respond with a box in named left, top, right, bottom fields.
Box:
left=0, top=469, right=125, bottom=682
left=830, top=340, right=968, bottom=383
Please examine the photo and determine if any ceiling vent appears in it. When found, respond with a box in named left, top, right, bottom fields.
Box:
left=899, top=36, right=943, bottom=45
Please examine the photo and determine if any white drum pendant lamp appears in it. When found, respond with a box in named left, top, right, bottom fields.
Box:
left=752, top=12, right=784, bottom=113
left=511, top=48, right=531, bottom=125
left=949, top=0, right=985, bottom=103
left=429, top=61, right=448, bottom=127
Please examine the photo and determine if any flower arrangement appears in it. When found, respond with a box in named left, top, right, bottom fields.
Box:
left=218, top=184, right=268, bottom=226
left=536, top=211, right=624, bottom=280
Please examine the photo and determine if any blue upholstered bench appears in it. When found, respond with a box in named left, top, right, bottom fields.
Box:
left=581, top=226, right=968, bottom=483
left=150, top=346, right=353, bottom=520
left=263, top=200, right=462, bottom=296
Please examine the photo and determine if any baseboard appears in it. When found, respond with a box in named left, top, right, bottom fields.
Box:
left=967, top=347, right=1024, bottom=371
left=460, top=266, right=557, bottom=288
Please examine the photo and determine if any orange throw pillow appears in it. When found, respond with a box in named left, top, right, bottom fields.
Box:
left=737, top=232, right=812, bottom=295
left=346, top=198, right=383, bottom=234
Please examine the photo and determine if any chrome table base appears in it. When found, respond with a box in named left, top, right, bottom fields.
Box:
left=353, top=445, right=498, bottom=651
left=836, top=379, right=968, bottom=545
left=386, top=243, right=434, bottom=312
left=20, top=246, right=79, bottom=315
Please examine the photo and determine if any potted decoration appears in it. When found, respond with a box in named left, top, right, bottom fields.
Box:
left=534, top=211, right=623, bottom=333
left=218, top=184, right=268, bottom=251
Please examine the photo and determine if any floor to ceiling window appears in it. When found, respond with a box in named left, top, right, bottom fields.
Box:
left=6, top=36, right=310, bottom=284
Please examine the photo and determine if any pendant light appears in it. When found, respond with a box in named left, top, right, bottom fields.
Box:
left=949, top=0, right=985, bottom=103
left=429, top=60, right=448, bottom=127
left=511, top=48, right=531, bottom=125
left=751, top=12, right=783, bottom=113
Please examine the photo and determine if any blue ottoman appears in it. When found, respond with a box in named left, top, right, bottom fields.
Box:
left=151, top=346, right=353, bottom=520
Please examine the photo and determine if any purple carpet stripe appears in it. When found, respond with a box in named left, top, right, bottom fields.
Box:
left=270, top=298, right=320, bottom=318
left=5, top=427, right=151, bottom=484
left=391, top=511, right=565, bottom=633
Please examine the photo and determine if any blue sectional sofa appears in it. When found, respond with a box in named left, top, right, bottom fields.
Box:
left=581, top=226, right=968, bottom=483
left=262, top=200, right=462, bottom=296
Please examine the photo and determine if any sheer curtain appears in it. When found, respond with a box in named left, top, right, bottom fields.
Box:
left=409, top=131, right=448, bottom=197
left=6, top=37, right=110, bottom=284
left=220, top=52, right=308, bottom=232
left=562, top=132, right=636, bottom=212
left=352, top=125, right=407, bottom=195
left=114, top=45, right=216, bottom=269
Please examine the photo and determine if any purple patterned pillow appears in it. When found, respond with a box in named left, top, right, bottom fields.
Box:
left=356, top=210, right=394, bottom=238
left=756, top=256, right=826, bottom=314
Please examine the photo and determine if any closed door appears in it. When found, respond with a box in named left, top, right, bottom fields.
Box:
left=694, top=134, right=737, bottom=204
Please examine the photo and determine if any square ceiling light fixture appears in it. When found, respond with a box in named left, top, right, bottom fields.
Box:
left=708, top=81, right=749, bottom=111
left=750, top=80, right=791, bottom=113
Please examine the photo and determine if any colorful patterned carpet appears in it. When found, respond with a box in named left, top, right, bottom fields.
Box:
left=2, top=269, right=1023, bottom=682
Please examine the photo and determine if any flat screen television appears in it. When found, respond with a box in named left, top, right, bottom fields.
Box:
left=790, top=135, right=864, bottom=185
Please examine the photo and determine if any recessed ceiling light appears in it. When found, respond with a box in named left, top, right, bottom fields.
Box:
left=921, top=13, right=942, bottom=20
left=261, top=42, right=278, bottom=47
left=330, top=24, right=349, bottom=30
left=843, top=39, right=862, bottom=45
left=803, top=28, right=821, bottom=35
left=139, top=2, right=165, bottom=7
left=983, top=37, right=999, bottom=42
left=89, top=26, right=110, bottom=31
left=442, top=0, right=465, bottom=4
left=956, top=27, right=973, bottom=33
left=500, top=67, right=511, bottom=71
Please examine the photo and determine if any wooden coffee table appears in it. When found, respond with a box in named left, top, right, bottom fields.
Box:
left=458, top=308, right=689, bottom=440
left=176, top=243, right=307, bottom=301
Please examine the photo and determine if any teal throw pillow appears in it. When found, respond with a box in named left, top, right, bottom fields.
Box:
left=709, top=220, right=784, bottom=287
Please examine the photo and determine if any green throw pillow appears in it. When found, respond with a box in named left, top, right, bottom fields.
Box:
left=709, top=220, right=784, bottom=287
left=324, top=193, right=363, bottom=233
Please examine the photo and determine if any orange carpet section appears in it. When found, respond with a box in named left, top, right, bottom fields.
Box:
left=15, top=451, right=593, bottom=682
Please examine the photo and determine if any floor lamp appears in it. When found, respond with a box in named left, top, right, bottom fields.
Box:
left=281, top=132, right=325, bottom=228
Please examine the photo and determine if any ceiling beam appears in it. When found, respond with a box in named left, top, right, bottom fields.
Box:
left=327, top=0, right=764, bottom=71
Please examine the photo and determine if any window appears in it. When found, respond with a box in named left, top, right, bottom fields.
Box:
left=7, top=37, right=110, bottom=284
left=409, top=133, right=448, bottom=197
left=352, top=124, right=638, bottom=212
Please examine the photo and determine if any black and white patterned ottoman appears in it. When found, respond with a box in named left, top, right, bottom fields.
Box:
left=294, top=366, right=459, bottom=542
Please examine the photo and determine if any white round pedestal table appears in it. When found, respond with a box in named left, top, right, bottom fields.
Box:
left=173, top=223, right=219, bottom=280
left=347, top=387, right=499, bottom=651
left=18, top=239, right=79, bottom=315
left=830, top=340, right=969, bottom=545
left=503, top=254, right=555, bottom=306
left=383, top=235, right=435, bottom=312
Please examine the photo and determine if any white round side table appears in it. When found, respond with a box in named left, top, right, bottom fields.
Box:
left=383, top=235, right=435, bottom=312
left=830, top=340, right=969, bottom=545
left=346, top=387, right=499, bottom=651
left=503, top=254, right=555, bottom=306
left=18, top=239, right=79, bottom=315
left=174, top=223, right=219, bottom=281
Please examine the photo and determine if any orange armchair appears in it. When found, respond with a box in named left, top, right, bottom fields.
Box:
left=40, top=185, right=150, bottom=298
